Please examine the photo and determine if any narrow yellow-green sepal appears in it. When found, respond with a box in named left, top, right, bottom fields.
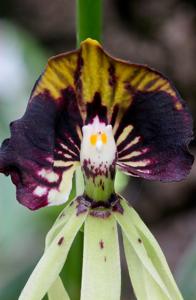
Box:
left=48, top=276, right=70, bottom=300
left=81, top=214, right=121, bottom=300
left=123, top=234, right=172, bottom=299
left=19, top=202, right=88, bottom=300
left=46, top=203, right=75, bottom=300
left=114, top=198, right=183, bottom=300
left=124, top=199, right=183, bottom=299
left=45, top=202, right=76, bottom=248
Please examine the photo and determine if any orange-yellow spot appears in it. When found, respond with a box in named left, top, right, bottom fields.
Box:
left=101, top=133, right=107, bottom=144
left=175, top=102, right=183, bottom=110
left=90, top=134, right=97, bottom=145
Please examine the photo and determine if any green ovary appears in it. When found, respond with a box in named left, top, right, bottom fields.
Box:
left=83, top=171, right=116, bottom=202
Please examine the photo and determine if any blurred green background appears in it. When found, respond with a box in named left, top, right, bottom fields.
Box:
left=0, top=1, right=196, bottom=299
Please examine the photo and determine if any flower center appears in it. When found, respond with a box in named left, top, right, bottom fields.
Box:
left=80, top=116, right=117, bottom=203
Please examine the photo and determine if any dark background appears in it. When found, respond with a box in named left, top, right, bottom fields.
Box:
left=0, top=0, right=196, bottom=299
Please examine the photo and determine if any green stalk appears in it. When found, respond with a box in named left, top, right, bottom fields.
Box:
left=61, top=2, right=103, bottom=298
left=76, top=0, right=103, bottom=46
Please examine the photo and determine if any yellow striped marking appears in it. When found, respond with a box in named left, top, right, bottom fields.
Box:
left=76, top=125, right=83, bottom=141
left=117, top=125, right=134, bottom=146
left=119, top=136, right=140, bottom=153
left=119, top=150, right=142, bottom=160
left=54, top=160, right=77, bottom=168
left=31, top=38, right=177, bottom=124
left=118, top=159, right=150, bottom=168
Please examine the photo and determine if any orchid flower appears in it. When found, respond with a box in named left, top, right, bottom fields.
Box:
left=0, top=39, right=193, bottom=300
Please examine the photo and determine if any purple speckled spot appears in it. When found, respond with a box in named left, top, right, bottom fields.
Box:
left=90, top=210, right=111, bottom=218
left=58, top=237, right=64, bottom=246
left=108, top=64, right=117, bottom=87
left=82, top=158, right=116, bottom=182
left=99, top=240, right=104, bottom=249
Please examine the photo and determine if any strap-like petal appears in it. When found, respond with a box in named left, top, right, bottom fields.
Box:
left=46, top=204, right=75, bottom=300
left=48, top=276, right=70, bottom=300
left=114, top=198, right=183, bottom=300
left=19, top=201, right=88, bottom=300
left=81, top=214, right=121, bottom=300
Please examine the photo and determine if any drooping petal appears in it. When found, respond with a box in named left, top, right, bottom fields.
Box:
left=46, top=204, right=75, bottom=300
left=45, top=198, right=76, bottom=248
left=124, top=200, right=183, bottom=299
left=48, top=277, right=70, bottom=300
left=123, top=235, right=172, bottom=300
left=81, top=214, right=121, bottom=300
left=19, top=201, right=88, bottom=300
left=114, top=198, right=183, bottom=300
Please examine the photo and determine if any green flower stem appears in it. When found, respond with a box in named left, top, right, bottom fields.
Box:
left=76, top=0, right=103, bottom=46
left=19, top=203, right=88, bottom=300
left=80, top=214, right=121, bottom=300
